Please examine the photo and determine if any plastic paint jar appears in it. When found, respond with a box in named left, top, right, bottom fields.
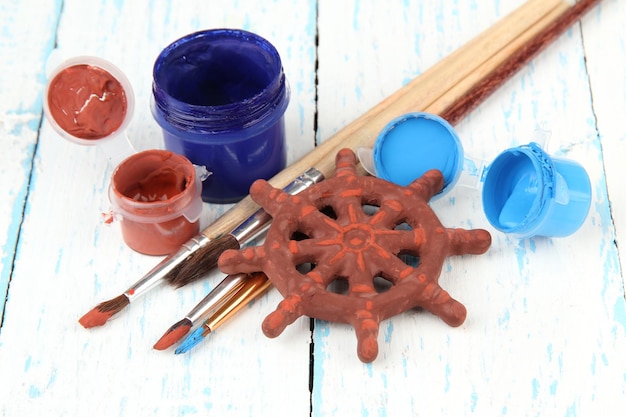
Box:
left=109, top=149, right=204, bottom=255
left=360, top=112, right=464, bottom=199
left=481, top=142, right=591, bottom=238
left=44, top=56, right=136, bottom=165
left=151, top=29, right=290, bottom=204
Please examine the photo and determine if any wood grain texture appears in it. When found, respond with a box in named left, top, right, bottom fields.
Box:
left=0, top=0, right=624, bottom=416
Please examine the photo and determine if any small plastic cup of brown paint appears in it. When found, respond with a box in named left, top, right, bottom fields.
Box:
left=108, top=149, right=204, bottom=256
left=43, top=55, right=136, bottom=164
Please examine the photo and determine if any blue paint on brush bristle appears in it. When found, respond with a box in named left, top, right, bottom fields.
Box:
left=175, top=326, right=206, bottom=354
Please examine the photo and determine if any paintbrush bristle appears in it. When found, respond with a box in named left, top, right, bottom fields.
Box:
left=174, top=325, right=210, bottom=354
left=165, top=234, right=240, bottom=288
left=78, top=294, right=130, bottom=328
left=153, top=318, right=193, bottom=350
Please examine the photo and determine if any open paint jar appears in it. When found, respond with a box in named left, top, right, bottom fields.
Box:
left=359, top=112, right=592, bottom=239
left=44, top=55, right=136, bottom=165
left=151, top=29, right=290, bottom=204
left=109, top=150, right=204, bottom=255
left=481, top=142, right=591, bottom=238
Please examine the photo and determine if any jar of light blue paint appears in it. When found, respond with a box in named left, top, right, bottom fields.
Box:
left=482, top=142, right=591, bottom=238
left=371, top=112, right=463, bottom=198
left=151, top=29, right=289, bottom=204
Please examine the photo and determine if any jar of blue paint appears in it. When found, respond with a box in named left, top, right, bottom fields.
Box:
left=151, top=29, right=289, bottom=204
left=482, top=142, right=591, bottom=238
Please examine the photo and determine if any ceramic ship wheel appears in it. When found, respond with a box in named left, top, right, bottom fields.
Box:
left=218, top=148, right=491, bottom=362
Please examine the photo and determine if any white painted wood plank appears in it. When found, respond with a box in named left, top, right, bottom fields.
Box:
left=582, top=0, right=626, bottom=270
left=0, top=0, right=61, bottom=321
left=313, top=0, right=626, bottom=415
left=0, top=1, right=316, bottom=416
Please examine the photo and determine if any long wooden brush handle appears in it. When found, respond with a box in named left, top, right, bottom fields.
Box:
left=440, top=0, right=600, bottom=125
left=201, top=0, right=580, bottom=240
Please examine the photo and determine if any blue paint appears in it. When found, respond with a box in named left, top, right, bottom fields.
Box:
left=28, top=385, right=42, bottom=398
left=470, top=391, right=478, bottom=412
left=532, top=378, right=540, bottom=399
left=383, top=321, right=393, bottom=343
left=312, top=320, right=329, bottom=414
left=565, top=402, right=577, bottom=417
left=498, top=309, right=510, bottom=327
left=179, top=405, right=198, bottom=415
left=550, top=380, right=558, bottom=395
left=152, top=29, right=289, bottom=203
left=482, top=142, right=592, bottom=238
left=514, top=240, right=527, bottom=273
left=613, top=297, right=626, bottom=334
left=24, top=355, right=32, bottom=372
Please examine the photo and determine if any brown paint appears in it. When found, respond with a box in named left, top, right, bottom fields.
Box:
left=110, top=150, right=201, bottom=255
left=47, top=64, right=127, bottom=139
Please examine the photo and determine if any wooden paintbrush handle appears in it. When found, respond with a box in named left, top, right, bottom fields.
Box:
left=201, top=0, right=571, bottom=240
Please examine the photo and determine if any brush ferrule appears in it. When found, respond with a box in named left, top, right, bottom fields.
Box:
left=124, top=234, right=211, bottom=300
left=231, top=167, right=324, bottom=243
left=185, top=273, right=248, bottom=323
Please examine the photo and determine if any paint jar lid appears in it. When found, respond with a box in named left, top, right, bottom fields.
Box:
left=364, top=112, right=464, bottom=199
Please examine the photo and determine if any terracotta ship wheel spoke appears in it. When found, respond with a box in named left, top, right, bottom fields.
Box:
left=218, top=148, right=491, bottom=362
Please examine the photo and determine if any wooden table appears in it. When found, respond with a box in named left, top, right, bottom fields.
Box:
left=1, top=0, right=625, bottom=415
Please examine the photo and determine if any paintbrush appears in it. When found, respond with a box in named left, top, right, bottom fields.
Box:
left=153, top=272, right=250, bottom=350
left=171, top=0, right=600, bottom=351
left=78, top=168, right=323, bottom=328
left=175, top=271, right=271, bottom=354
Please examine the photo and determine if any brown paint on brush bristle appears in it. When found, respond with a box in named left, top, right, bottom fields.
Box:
left=153, top=318, right=193, bottom=350
left=78, top=294, right=130, bottom=328
left=441, top=0, right=600, bottom=125
left=164, top=234, right=240, bottom=288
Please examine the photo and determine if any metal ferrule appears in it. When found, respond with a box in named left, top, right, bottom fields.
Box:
left=123, top=234, right=211, bottom=301
left=185, top=273, right=249, bottom=323
left=231, top=167, right=324, bottom=244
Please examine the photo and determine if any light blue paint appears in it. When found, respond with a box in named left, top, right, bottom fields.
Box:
left=383, top=320, right=393, bottom=343
left=565, top=402, right=577, bottom=417
left=203, top=386, right=212, bottom=411
left=514, top=240, right=527, bottom=274
left=179, top=405, right=198, bottom=415
left=613, top=297, right=626, bottom=334
left=312, top=320, right=328, bottom=414
left=532, top=378, right=540, bottom=399
left=24, top=355, right=32, bottom=372
left=352, top=1, right=360, bottom=30
left=550, top=380, right=558, bottom=395
left=470, top=391, right=478, bottom=412
left=28, top=385, right=42, bottom=398
left=591, top=353, right=596, bottom=375
left=444, top=363, right=451, bottom=392
left=54, top=248, right=63, bottom=274
left=354, top=85, right=362, bottom=101
left=498, top=309, right=510, bottom=327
